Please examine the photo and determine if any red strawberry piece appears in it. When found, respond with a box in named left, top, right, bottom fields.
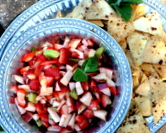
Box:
left=34, top=65, right=44, bottom=76
left=29, top=79, right=40, bottom=91
left=36, top=103, right=47, bottom=114
left=71, top=51, right=80, bottom=58
left=9, top=85, right=18, bottom=94
left=60, top=104, right=68, bottom=115
left=17, top=89, right=27, bottom=108
left=59, top=48, right=70, bottom=64
left=22, top=52, right=35, bottom=62
left=40, top=59, right=59, bottom=66
left=101, top=94, right=111, bottom=108
left=87, top=39, right=94, bottom=47
left=36, top=53, right=46, bottom=62
left=88, top=99, right=100, bottom=110
left=76, top=115, right=89, bottom=129
left=27, top=73, right=36, bottom=80
left=81, top=81, right=89, bottom=90
left=109, top=86, right=118, bottom=96
left=44, top=67, right=60, bottom=77
left=10, top=96, right=15, bottom=104
left=83, top=109, right=94, bottom=118
left=20, top=66, right=30, bottom=75
left=90, top=80, right=100, bottom=93
left=59, top=127, right=68, bottom=133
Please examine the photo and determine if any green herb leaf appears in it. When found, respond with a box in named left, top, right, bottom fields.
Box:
left=115, top=0, right=123, bottom=6
left=108, top=0, right=117, bottom=4
left=122, top=0, right=143, bottom=4
left=82, top=57, right=98, bottom=73
left=112, top=3, right=132, bottom=21
left=73, top=68, right=88, bottom=82
left=43, top=49, right=60, bottom=59
left=31, top=47, right=36, bottom=52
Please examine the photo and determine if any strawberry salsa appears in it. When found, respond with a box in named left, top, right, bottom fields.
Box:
left=9, top=34, right=118, bottom=132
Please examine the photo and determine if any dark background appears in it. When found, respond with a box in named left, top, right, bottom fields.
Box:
left=0, top=24, right=4, bottom=37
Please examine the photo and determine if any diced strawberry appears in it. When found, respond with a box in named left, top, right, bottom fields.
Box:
left=36, top=53, right=46, bottom=62
left=29, top=79, right=40, bottom=91
left=10, top=96, right=15, bottom=104
left=59, top=48, right=70, bottom=64
left=60, top=104, right=68, bottom=114
left=38, top=73, right=54, bottom=86
left=71, top=51, right=80, bottom=58
left=22, top=52, right=35, bottom=62
left=109, top=86, right=118, bottom=96
left=17, top=89, right=27, bottom=108
left=9, top=85, right=18, bottom=94
left=83, top=109, right=94, bottom=118
left=88, top=99, right=100, bottom=110
left=101, top=94, right=111, bottom=108
left=54, top=44, right=67, bottom=50
left=36, top=104, right=48, bottom=115
left=27, top=73, right=36, bottom=80
left=20, top=66, right=30, bottom=75
left=34, top=65, right=44, bottom=76
left=40, top=59, right=59, bottom=66
left=81, top=81, right=89, bottom=90
left=69, top=39, right=81, bottom=49
left=90, top=80, right=100, bottom=93
left=59, top=127, right=68, bottom=133
left=75, top=115, right=89, bottom=129
left=87, top=39, right=94, bottom=47
left=44, top=67, right=60, bottom=78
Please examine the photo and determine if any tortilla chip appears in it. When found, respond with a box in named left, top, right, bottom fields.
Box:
left=119, top=39, right=127, bottom=51
left=142, top=36, right=166, bottom=65
left=132, top=66, right=142, bottom=87
left=56, top=10, right=62, bottom=18
left=87, top=20, right=104, bottom=27
left=140, top=63, right=159, bottom=78
left=125, top=50, right=134, bottom=67
left=149, top=77, right=166, bottom=124
left=135, top=79, right=151, bottom=98
left=131, top=5, right=147, bottom=21
left=134, top=95, right=152, bottom=116
left=117, top=100, right=150, bottom=133
left=66, top=0, right=92, bottom=19
left=127, top=32, right=150, bottom=66
left=153, top=64, right=166, bottom=80
left=107, top=13, right=134, bottom=42
left=85, top=0, right=115, bottom=20
left=133, top=11, right=166, bottom=38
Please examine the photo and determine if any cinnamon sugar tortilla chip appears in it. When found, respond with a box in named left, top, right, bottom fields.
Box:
left=132, top=66, right=143, bottom=88
left=140, top=63, right=159, bottom=78
left=135, top=79, right=151, bottom=99
left=56, top=11, right=62, bottom=18
left=66, top=0, right=92, bottom=19
left=131, top=5, right=147, bottom=21
left=149, top=77, right=166, bottom=124
left=107, top=13, right=134, bottom=42
left=153, top=64, right=166, bottom=79
left=142, top=36, right=166, bottom=65
left=127, top=32, right=150, bottom=66
left=134, top=95, right=152, bottom=116
left=85, top=0, right=115, bottom=20
left=133, top=11, right=166, bottom=38
left=87, top=20, right=104, bottom=27
left=117, top=100, right=150, bottom=133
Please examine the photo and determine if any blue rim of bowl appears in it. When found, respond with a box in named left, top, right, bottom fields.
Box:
left=0, top=18, right=132, bottom=133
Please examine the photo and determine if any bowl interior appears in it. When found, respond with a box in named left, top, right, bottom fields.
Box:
left=0, top=18, right=132, bottom=133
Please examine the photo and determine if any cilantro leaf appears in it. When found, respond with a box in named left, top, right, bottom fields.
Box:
left=111, top=3, right=132, bottom=21
left=73, top=68, right=88, bottom=82
left=108, top=0, right=117, bottom=4
left=122, top=0, right=143, bottom=4
left=82, top=57, right=98, bottom=73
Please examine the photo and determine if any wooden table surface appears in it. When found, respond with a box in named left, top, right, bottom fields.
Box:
left=156, top=0, right=166, bottom=132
